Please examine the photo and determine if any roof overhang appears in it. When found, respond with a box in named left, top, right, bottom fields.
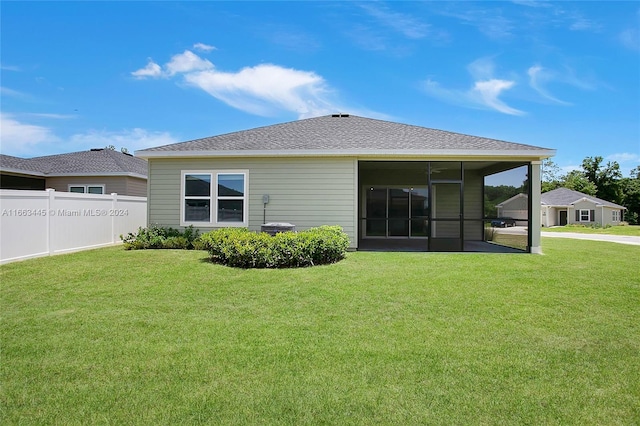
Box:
left=1, top=169, right=147, bottom=179
left=0, top=168, right=46, bottom=177
left=136, top=148, right=556, bottom=160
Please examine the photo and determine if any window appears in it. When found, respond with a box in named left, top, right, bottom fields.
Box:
left=182, top=171, right=247, bottom=226
left=612, top=210, right=620, bottom=222
left=580, top=209, right=590, bottom=222
left=577, top=209, right=594, bottom=222
left=68, top=184, right=105, bottom=194
left=184, top=174, right=211, bottom=222
left=217, top=173, right=245, bottom=223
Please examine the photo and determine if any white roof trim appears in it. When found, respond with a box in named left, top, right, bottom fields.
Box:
left=46, top=172, right=148, bottom=179
left=136, top=148, right=556, bottom=160
left=570, top=197, right=602, bottom=206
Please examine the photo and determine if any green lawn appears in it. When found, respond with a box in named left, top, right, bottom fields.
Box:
left=2, top=239, right=639, bottom=425
left=543, top=224, right=640, bottom=236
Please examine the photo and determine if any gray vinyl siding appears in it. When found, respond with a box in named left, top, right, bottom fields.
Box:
left=124, top=177, right=147, bottom=197
left=45, top=176, right=147, bottom=197
left=148, top=157, right=357, bottom=246
left=570, top=200, right=599, bottom=225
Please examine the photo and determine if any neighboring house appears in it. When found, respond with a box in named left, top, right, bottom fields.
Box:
left=540, top=187, right=626, bottom=227
left=497, top=188, right=627, bottom=227
left=136, top=114, right=555, bottom=253
left=0, top=149, right=148, bottom=197
left=496, top=193, right=529, bottom=223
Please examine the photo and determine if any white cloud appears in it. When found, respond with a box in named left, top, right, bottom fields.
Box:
left=510, top=0, right=553, bottom=8
left=193, top=43, right=216, bottom=52
left=69, top=128, right=178, bottom=153
left=527, top=65, right=571, bottom=105
left=567, top=13, right=601, bottom=32
left=184, top=64, right=336, bottom=118
left=439, top=8, right=514, bottom=40
left=165, top=50, right=214, bottom=76
left=0, top=86, right=30, bottom=99
left=560, top=164, right=581, bottom=174
left=0, top=113, right=61, bottom=155
left=25, top=113, right=78, bottom=119
left=131, top=48, right=360, bottom=119
left=620, top=28, right=640, bottom=52
left=606, top=152, right=640, bottom=164
left=0, top=112, right=176, bottom=157
left=471, top=79, right=525, bottom=115
left=131, top=60, right=163, bottom=79
left=0, top=64, right=21, bottom=71
left=360, top=3, right=430, bottom=39
left=467, top=57, right=497, bottom=80
left=423, top=57, right=524, bottom=115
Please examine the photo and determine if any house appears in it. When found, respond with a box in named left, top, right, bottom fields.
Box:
left=0, top=149, right=148, bottom=197
left=496, top=188, right=627, bottom=227
left=540, top=187, right=626, bottom=227
left=496, top=193, right=529, bottom=224
left=136, top=114, right=555, bottom=253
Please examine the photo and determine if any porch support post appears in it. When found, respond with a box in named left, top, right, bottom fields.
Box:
left=530, top=161, right=543, bottom=254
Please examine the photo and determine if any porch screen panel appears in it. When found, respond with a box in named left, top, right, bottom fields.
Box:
left=366, top=188, right=386, bottom=236
left=432, top=182, right=460, bottom=238
left=411, top=188, right=428, bottom=237
left=388, top=189, right=409, bottom=236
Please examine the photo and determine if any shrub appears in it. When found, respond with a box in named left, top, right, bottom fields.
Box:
left=120, top=225, right=201, bottom=250
left=199, top=225, right=350, bottom=268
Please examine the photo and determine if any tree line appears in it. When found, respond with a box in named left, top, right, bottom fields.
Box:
left=542, top=156, right=640, bottom=224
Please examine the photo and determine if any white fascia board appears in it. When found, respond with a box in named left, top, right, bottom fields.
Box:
left=136, top=148, right=557, bottom=160
left=46, top=172, right=148, bottom=179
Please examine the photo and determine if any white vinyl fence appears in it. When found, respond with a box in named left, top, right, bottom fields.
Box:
left=0, top=189, right=147, bottom=264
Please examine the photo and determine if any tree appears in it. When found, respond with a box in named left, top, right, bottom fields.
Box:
left=541, top=159, right=561, bottom=193
left=561, top=170, right=597, bottom=195
left=581, top=156, right=622, bottom=204
left=619, top=165, right=640, bottom=224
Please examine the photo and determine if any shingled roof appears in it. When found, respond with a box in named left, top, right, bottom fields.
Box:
left=137, top=114, right=554, bottom=158
left=0, top=149, right=147, bottom=178
left=541, top=188, right=625, bottom=209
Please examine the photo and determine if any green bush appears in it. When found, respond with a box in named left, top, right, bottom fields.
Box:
left=199, top=225, right=350, bottom=268
left=120, top=225, right=201, bottom=250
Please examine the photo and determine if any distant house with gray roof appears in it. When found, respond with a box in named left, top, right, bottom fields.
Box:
left=137, top=114, right=555, bottom=253
left=0, top=149, right=148, bottom=197
left=497, top=187, right=626, bottom=227
left=540, top=187, right=626, bottom=227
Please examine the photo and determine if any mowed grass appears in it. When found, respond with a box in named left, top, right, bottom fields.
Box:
left=543, top=224, right=640, bottom=236
left=1, top=239, right=639, bottom=425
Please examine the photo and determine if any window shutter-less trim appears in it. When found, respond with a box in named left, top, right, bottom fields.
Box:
left=590, top=210, right=595, bottom=221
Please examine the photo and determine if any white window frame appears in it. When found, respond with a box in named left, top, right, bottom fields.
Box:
left=68, top=184, right=105, bottom=194
left=612, top=210, right=620, bottom=222
left=180, top=170, right=248, bottom=227
left=579, top=209, right=590, bottom=222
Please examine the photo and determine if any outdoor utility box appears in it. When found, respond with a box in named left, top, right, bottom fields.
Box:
left=261, top=222, right=296, bottom=236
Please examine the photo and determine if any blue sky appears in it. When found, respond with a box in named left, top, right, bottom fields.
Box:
left=1, top=1, right=639, bottom=176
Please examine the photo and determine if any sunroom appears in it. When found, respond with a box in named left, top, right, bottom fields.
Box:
left=358, top=160, right=535, bottom=252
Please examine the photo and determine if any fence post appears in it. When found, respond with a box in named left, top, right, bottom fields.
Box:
left=46, top=188, right=55, bottom=255
left=111, top=193, right=117, bottom=244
